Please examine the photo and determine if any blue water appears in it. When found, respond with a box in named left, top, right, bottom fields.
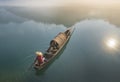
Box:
left=0, top=7, right=120, bottom=82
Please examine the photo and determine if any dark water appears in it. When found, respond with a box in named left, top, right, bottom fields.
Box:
left=0, top=6, right=120, bottom=82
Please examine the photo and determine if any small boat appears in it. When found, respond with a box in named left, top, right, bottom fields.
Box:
left=33, top=27, right=75, bottom=70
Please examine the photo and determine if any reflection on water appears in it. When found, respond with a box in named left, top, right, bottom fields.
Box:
left=0, top=6, right=120, bottom=82
left=106, top=38, right=117, bottom=49
left=1, top=6, right=120, bottom=27
left=0, top=20, right=66, bottom=82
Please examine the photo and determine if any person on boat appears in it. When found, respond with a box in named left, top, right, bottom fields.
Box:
left=50, top=40, right=59, bottom=49
left=47, top=40, right=58, bottom=53
left=35, top=51, right=45, bottom=66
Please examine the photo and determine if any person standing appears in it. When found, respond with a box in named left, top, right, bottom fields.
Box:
left=35, top=51, right=45, bottom=66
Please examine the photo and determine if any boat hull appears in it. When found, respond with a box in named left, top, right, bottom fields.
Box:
left=34, top=27, right=75, bottom=70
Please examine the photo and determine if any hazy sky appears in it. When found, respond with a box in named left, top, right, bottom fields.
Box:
left=0, top=0, right=120, bottom=7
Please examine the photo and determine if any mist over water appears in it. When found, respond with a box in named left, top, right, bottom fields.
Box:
left=0, top=6, right=120, bottom=82
left=1, top=5, right=120, bottom=27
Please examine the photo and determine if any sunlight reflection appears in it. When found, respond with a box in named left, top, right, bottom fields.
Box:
left=106, top=38, right=117, bottom=49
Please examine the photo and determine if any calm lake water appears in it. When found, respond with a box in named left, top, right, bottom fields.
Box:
left=0, top=6, right=120, bottom=82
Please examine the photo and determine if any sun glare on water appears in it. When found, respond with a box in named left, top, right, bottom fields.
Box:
left=106, top=38, right=117, bottom=48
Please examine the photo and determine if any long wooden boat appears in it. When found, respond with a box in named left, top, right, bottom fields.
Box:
left=33, top=27, right=75, bottom=70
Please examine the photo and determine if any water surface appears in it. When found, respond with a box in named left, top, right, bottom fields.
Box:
left=0, top=6, right=120, bottom=82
